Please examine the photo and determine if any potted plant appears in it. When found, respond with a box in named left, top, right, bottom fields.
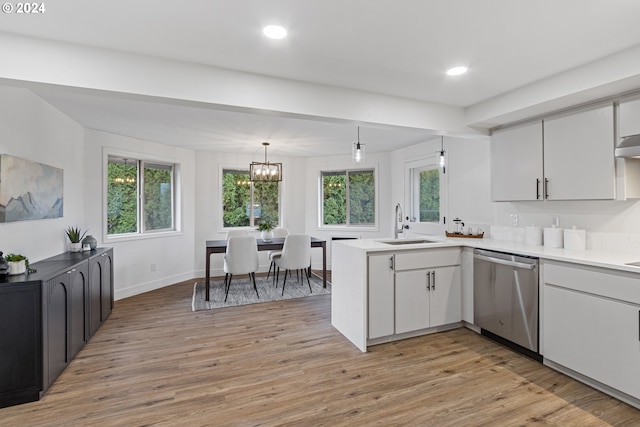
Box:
left=65, top=226, right=87, bottom=252
left=257, top=219, right=275, bottom=242
left=5, top=253, right=27, bottom=275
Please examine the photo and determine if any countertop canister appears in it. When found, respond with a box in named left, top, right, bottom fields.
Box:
left=564, top=227, right=586, bottom=250
left=524, top=226, right=543, bottom=246
left=543, top=226, right=564, bottom=248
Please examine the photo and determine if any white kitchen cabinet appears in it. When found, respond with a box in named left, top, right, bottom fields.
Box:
left=367, top=253, right=395, bottom=339
left=619, top=97, right=640, bottom=138
left=395, top=267, right=461, bottom=334
left=490, top=104, right=615, bottom=201
left=491, top=121, right=543, bottom=201
left=543, top=105, right=615, bottom=200
left=543, top=261, right=640, bottom=403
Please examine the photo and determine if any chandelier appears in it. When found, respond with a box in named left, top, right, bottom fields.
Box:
left=250, top=142, right=282, bottom=182
left=112, top=158, right=136, bottom=184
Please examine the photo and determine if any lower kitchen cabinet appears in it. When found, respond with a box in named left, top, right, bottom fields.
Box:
left=0, top=248, right=113, bottom=408
left=543, top=261, right=640, bottom=403
left=367, top=247, right=461, bottom=342
left=395, top=266, right=460, bottom=334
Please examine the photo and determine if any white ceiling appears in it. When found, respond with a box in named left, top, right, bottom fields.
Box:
left=2, top=0, right=640, bottom=156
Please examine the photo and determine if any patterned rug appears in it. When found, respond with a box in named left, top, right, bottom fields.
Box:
left=192, top=273, right=331, bottom=311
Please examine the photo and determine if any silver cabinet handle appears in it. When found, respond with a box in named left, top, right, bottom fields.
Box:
left=389, top=256, right=394, bottom=270
left=474, top=254, right=537, bottom=270
left=432, top=271, right=436, bottom=290
left=545, top=178, right=550, bottom=199
left=426, top=271, right=431, bottom=291
left=536, top=178, right=541, bottom=200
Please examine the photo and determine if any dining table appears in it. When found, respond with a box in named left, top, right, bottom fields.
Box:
left=204, top=236, right=327, bottom=301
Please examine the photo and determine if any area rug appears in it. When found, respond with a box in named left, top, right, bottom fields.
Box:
left=192, top=273, right=331, bottom=311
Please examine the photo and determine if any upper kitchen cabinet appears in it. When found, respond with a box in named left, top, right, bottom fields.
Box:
left=491, top=121, right=543, bottom=201
left=491, top=104, right=615, bottom=201
left=543, top=104, right=615, bottom=200
left=619, top=98, right=640, bottom=138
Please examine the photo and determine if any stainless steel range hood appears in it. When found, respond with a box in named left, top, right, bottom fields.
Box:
left=615, top=134, right=640, bottom=158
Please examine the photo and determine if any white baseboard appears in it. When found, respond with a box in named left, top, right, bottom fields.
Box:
left=114, top=271, right=197, bottom=301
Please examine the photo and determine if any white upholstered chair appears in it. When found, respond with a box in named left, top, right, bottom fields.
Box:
left=274, top=234, right=312, bottom=295
left=226, top=229, right=249, bottom=239
left=223, top=236, right=259, bottom=302
left=266, top=227, right=289, bottom=279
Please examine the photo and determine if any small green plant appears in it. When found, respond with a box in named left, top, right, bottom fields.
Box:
left=257, top=219, right=274, bottom=232
left=4, top=253, right=26, bottom=262
left=65, top=226, right=87, bottom=243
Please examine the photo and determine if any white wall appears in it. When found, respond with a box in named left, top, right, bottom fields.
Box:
left=303, top=152, right=392, bottom=269
left=83, top=130, right=196, bottom=299
left=193, top=151, right=307, bottom=277
left=0, top=86, right=85, bottom=262
left=390, top=136, right=493, bottom=237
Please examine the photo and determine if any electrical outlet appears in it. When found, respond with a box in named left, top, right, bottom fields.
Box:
left=151, top=263, right=157, bottom=272
left=510, top=214, right=519, bottom=227
left=551, top=216, right=560, bottom=227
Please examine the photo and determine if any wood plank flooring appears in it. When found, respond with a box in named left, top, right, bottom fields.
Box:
left=1, top=278, right=639, bottom=426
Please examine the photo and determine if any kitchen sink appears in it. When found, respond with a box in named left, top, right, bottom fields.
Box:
left=380, top=239, right=441, bottom=245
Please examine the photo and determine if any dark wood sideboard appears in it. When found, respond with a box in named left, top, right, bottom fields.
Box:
left=0, top=248, right=114, bottom=408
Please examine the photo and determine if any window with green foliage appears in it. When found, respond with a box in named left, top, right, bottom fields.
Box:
left=321, top=169, right=375, bottom=226
left=107, top=156, right=176, bottom=236
left=222, top=169, right=280, bottom=228
left=410, top=164, right=440, bottom=223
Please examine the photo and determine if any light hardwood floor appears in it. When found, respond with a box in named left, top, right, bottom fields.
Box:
left=2, top=278, right=639, bottom=426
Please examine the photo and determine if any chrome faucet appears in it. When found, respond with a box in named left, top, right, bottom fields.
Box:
left=394, top=203, right=404, bottom=239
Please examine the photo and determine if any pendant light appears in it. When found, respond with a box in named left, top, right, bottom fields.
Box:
left=250, top=142, right=282, bottom=182
left=352, top=126, right=365, bottom=163
left=112, top=158, right=136, bottom=184
left=438, top=136, right=446, bottom=173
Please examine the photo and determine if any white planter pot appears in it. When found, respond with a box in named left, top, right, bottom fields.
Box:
left=8, top=260, right=26, bottom=275
left=69, top=242, right=82, bottom=252
left=260, top=230, right=274, bottom=242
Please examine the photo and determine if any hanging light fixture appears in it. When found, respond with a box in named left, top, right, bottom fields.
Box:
left=250, top=142, right=282, bottom=182
left=438, top=136, right=446, bottom=173
left=112, top=158, right=136, bottom=184
left=352, top=126, right=365, bottom=163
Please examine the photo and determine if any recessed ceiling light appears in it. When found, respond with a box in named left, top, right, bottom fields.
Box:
left=263, top=25, right=287, bottom=40
left=446, top=66, right=468, bottom=76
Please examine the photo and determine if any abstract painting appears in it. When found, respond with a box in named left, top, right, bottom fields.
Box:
left=0, top=154, right=63, bottom=222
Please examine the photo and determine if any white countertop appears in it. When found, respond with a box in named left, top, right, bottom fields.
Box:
left=337, top=236, right=640, bottom=275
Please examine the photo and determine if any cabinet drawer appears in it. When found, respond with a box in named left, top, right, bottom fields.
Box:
left=543, top=261, right=640, bottom=304
left=395, top=248, right=461, bottom=271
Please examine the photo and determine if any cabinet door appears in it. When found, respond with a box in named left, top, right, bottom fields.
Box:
left=544, top=284, right=640, bottom=399
left=88, top=251, right=113, bottom=337
left=543, top=105, right=615, bottom=200
left=491, top=121, right=543, bottom=201
left=69, top=265, right=89, bottom=359
left=44, top=275, right=69, bottom=388
left=619, top=98, right=640, bottom=138
left=395, top=269, right=430, bottom=334
left=429, top=266, right=461, bottom=327
left=368, top=254, right=395, bottom=339
left=0, top=282, right=41, bottom=405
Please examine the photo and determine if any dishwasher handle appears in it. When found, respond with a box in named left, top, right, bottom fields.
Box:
left=474, top=253, right=537, bottom=270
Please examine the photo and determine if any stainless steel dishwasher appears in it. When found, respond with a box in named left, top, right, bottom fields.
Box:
left=473, top=249, right=541, bottom=360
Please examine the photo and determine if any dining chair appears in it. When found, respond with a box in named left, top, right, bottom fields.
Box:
left=266, top=227, right=289, bottom=279
left=226, top=229, right=249, bottom=239
left=223, top=235, right=259, bottom=302
left=275, top=234, right=312, bottom=295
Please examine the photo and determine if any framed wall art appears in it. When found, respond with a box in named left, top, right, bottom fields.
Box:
left=0, top=154, right=63, bottom=222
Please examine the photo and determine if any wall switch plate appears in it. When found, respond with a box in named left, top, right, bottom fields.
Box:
left=151, top=263, right=157, bottom=272
left=510, top=214, right=519, bottom=227
left=551, top=216, right=560, bottom=227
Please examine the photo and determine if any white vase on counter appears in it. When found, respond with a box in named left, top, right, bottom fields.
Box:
left=69, top=242, right=82, bottom=252
left=8, top=260, right=26, bottom=275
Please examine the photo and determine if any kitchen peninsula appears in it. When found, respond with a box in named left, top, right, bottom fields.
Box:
left=331, top=236, right=640, bottom=410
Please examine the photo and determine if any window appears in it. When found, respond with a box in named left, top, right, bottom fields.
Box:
left=408, top=158, right=443, bottom=224
left=222, top=169, right=280, bottom=228
left=321, top=169, right=375, bottom=226
left=107, top=156, right=176, bottom=236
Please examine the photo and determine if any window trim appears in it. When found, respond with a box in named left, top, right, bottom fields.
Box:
left=404, top=155, right=447, bottom=232
left=318, top=166, right=378, bottom=231
left=219, top=165, right=283, bottom=231
left=103, top=148, right=182, bottom=243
